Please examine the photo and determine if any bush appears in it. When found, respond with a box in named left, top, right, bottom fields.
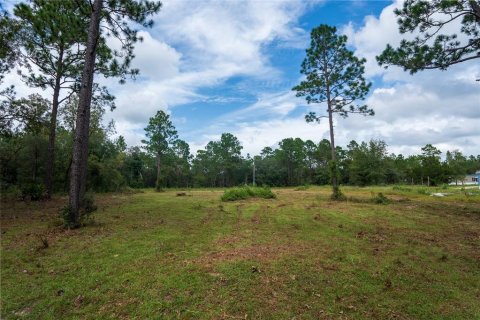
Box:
left=21, top=183, right=45, bottom=201
left=372, top=192, right=390, bottom=204
left=61, top=193, right=97, bottom=228
left=2, top=185, right=22, bottom=201
left=330, top=186, right=346, bottom=201
left=221, top=186, right=276, bottom=201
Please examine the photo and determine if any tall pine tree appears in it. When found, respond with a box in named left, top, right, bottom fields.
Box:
left=293, top=25, right=373, bottom=199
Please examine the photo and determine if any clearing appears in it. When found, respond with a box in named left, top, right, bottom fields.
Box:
left=1, top=186, right=479, bottom=319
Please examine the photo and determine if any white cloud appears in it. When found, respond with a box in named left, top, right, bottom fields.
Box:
left=336, top=0, right=480, bottom=156
left=188, top=115, right=330, bottom=156
left=132, top=31, right=181, bottom=81
left=104, top=0, right=322, bottom=145
left=189, top=0, right=479, bottom=158
left=219, top=90, right=306, bottom=122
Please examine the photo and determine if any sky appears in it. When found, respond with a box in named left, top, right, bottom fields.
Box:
left=3, top=0, right=480, bottom=157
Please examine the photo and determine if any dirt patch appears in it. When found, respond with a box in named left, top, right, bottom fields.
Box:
left=216, top=234, right=247, bottom=246
left=356, top=228, right=388, bottom=243
left=250, top=204, right=269, bottom=224
left=201, top=212, right=214, bottom=224
left=387, top=195, right=411, bottom=202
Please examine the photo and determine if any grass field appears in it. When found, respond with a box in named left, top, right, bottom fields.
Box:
left=1, top=186, right=479, bottom=319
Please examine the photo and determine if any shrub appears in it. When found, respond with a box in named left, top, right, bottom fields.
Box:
left=60, top=193, right=97, bottom=228
left=21, top=183, right=45, bottom=201
left=372, top=192, right=390, bottom=204
left=83, top=193, right=98, bottom=216
left=221, top=186, right=276, bottom=201
left=330, top=187, right=346, bottom=201
left=2, top=185, right=22, bottom=201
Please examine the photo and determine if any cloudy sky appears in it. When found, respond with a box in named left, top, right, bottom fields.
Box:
left=3, top=0, right=480, bottom=156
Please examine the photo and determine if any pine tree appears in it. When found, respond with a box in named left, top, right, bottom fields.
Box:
left=293, top=25, right=373, bottom=199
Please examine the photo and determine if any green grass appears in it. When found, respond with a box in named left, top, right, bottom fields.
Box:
left=1, top=186, right=479, bottom=319
left=221, top=186, right=276, bottom=201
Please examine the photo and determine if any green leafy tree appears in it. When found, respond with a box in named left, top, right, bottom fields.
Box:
left=377, top=0, right=480, bottom=73
left=0, top=94, right=50, bottom=191
left=192, top=148, right=215, bottom=187
left=216, top=133, right=243, bottom=187
left=278, top=138, right=306, bottom=186
left=171, top=139, right=192, bottom=187
left=191, top=133, right=244, bottom=187
left=142, top=110, right=178, bottom=191
left=420, top=144, right=443, bottom=185
left=122, top=146, right=147, bottom=188
left=292, top=24, right=373, bottom=199
left=465, top=155, right=480, bottom=174
left=13, top=0, right=91, bottom=198
left=349, top=140, right=388, bottom=186
left=446, top=150, right=468, bottom=184
left=304, top=139, right=318, bottom=182
left=315, top=139, right=333, bottom=185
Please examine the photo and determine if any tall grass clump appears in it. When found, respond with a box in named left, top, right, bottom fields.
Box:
left=221, top=186, right=276, bottom=201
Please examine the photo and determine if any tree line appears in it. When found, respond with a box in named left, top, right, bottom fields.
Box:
left=2, top=103, right=479, bottom=194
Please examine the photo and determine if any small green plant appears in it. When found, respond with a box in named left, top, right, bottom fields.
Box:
left=83, top=193, right=98, bottom=215
left=221, top=186, right=276, bottom=201
left=21, top=183, right=45, bottom=201
left=61, top=193, right=97, bottom=228
left=372, top=192, right=390, bottom=204
left=330, top=187, right=346, bottom=201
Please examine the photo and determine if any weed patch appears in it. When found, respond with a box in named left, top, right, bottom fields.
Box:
left=221, top=186, right=276, bottom=201
left=371, top=192, right=391, bottom=204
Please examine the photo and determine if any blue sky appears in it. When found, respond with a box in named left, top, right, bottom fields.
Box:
left=172, top=1, right=390, bottom=145
left=3, top=0, right=479, bottom=156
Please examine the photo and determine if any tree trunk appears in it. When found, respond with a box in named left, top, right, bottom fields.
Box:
left=68, top=0, right=103, bottom=226
left=328, top=106, right=338, bottom=188
left=326, top=94, right=339, bottom=196
left=45, top=50, right=64, bottom=199
left=156, top=153, right=162, bottom=190
left=64, top=156, right=72, bottom=192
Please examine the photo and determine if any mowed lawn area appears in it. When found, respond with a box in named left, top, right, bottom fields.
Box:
left=1, top=187, right=479, bottom=319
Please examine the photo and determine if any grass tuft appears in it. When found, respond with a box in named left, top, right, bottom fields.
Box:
left=371, top=192, right=391, bottom=204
